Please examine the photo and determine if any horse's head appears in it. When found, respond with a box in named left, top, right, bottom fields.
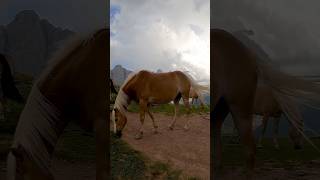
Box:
left=289, top=125, right=303, bottom=150
left=112, top=108, right=127, bottom=138
left=8, top=144, right=54, bottom=180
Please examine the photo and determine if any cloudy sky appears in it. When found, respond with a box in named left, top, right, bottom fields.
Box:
left=110, top=0, right=210, bottom=82
left=212, top=0, right=320, bottom=76
left=0, top=0, right=107, bottom=33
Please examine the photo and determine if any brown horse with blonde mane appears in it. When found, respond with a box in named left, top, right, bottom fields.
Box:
left=7, top=29, right=108, bottom=180
left=213, top=28, right=320, bottom=179
left=112, top=70, right=208, bottom=139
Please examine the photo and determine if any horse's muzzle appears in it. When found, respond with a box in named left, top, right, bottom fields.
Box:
left=115, top=130, right=122, bottom=138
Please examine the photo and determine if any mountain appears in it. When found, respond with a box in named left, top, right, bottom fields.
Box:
left=0, top=10, right=74, bottom=76
left=110, top=65, right=132, bottom=86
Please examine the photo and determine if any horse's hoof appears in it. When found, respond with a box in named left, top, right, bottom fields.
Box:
left=153, top=129, right=159, bottom=134
left=168, top=125, right=174, bottom=130
left=184, top=126, right=189, bottom=131
left=135, top=133, right=143, bottom=140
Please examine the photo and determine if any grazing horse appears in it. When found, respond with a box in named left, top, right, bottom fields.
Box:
left=111, top=70, right=208, bottom=139
left=7, top=29, right=108, bottom=180
left=190, top=87, right=199, bottom=105
left=212, top=28, right=320, bottom=179
left=0, top=54, right=24, bottom=120
left=254, top=84, right=303, bottom=150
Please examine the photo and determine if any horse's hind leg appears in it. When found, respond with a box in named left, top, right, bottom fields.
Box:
left=257, top=115, right=269, bottom=148
left=212, top=97, right=230, bottom=178
left=231, top=106, right=256, bottom=179
left=273, top=117, right=280, bottom=149
left=136, top=99, right=147, bottom=139
left=147, top=105, right=158, bottom=134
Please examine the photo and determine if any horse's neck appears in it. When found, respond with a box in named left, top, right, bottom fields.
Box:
left=13, top=86, right=65, bottom=172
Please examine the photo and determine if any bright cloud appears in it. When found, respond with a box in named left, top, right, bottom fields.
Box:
left=110, top=0, right=210, bottom=81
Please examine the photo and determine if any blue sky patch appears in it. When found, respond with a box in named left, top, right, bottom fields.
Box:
left=110, top=4, right=120, bottom=24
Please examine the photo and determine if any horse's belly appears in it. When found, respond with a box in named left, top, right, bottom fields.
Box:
left=148, top=95, right=176, bottom=104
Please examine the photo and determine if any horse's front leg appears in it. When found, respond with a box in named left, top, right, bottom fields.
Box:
left=169, top=100, right=180, bottom=130
left=147, top=105, right=158, bottom=134
left=136, top=99, right=147, bottom=139
left=182, top=96, right=191, bottom=130
left=257, top=115, right=269, bottom=148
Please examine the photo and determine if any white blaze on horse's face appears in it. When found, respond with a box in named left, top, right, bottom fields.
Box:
left=113, top=108, right=127, bottom=138
left=111, top=109, right=116, bottom=133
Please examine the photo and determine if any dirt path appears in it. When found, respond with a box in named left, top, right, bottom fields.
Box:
left=121, top=112, right=210, bottom=179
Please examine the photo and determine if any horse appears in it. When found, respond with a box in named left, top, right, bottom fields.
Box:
left=254, top=84, right=303, bottom=150
left=7, top=29, right=108, bottom=180
left=111, top=70, right=208, bottom=139
left=0, top=53, right=24, bottom=120
left=212, top=28, right=320, bottom=179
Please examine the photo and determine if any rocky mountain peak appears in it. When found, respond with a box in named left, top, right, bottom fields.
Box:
left=13, top=10, right=40, bottom=23
left=110, top=65, right=132, bottom=86
left=0, top=10, right=74, bottom=76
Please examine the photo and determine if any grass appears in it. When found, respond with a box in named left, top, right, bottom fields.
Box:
left=127, top=102, right=210, bottom=115
left=222, top=137, right=320, bottom=168
left=54, top=123, right=96, bottom=161
left=110, top=132, right=188, bottom=179
left=110, top=132, right=146, bottom=179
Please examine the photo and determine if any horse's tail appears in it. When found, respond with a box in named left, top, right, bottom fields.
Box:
left=182, top=72, right=209, bottom=105
left=256, top=59, right=320, bottom=152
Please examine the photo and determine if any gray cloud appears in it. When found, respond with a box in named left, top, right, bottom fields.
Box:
left=212, top=0, right=320, bottom=76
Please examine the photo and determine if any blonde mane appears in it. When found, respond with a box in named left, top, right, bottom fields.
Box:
left=7, top=29, right=105, bottom=179
left=112, top=71, right=139, bottom=132
left=38, top=29, right=102, bottom=83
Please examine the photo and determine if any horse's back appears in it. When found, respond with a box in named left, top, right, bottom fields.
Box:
left=127, top=70, right=190, bottom=103
left=212, top=28, right=257, bottom=110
